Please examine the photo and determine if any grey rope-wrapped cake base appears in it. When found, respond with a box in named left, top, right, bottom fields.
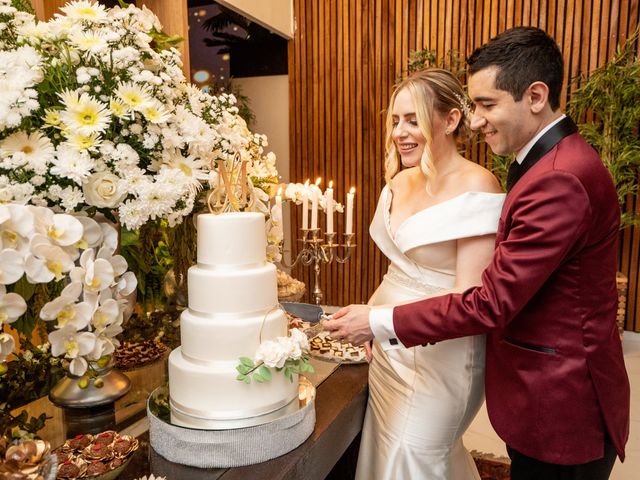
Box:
left=147, top=382, right=316, bottom=468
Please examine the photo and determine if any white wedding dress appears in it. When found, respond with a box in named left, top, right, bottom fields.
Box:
left=356, top=185, right=505, bottom=480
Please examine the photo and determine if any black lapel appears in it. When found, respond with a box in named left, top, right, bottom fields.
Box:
left=507, top=116, right=578, bottom=192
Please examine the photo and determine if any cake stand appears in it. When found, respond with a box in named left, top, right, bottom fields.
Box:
left=147, top=378, right=316, bottom=468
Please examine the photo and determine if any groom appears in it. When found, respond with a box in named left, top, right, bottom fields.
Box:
left=325, top=27, right=630, bottom=479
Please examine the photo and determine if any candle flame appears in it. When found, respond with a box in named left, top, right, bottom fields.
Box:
left=277, top=187, right=283, bottom=196
left=315, top=177, right=322, bottom=186
left=304, top=179, right=310, bottom=187
left=329, top=180, right=333, bottom=188
left=349, top=186, right=356, bottom=194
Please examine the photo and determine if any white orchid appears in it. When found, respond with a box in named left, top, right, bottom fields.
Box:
left=24, top=240, right=75, bottom=283
left=0, top=203, right=34, bottom=253
left=0, top=248, right=24, bottom=285
left=90, top=298, right=122, bottom=336
left=73, top=215, right=103, bottom=249
left=40, top=282, right=92, bottom=330
left=70, top=248, right=115, bottom=295
left=0, top=333, right=15, bottom=363
left=49, top=325, right=97, bottom=376
left=0, top=284, right=27, bottom=325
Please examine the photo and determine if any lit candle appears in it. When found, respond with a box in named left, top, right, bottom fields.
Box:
left=275, top=187, right=283, bottom=237
left=311, top=177, right=321, bottom=230
left=325, top=181, right=334, bottom=234
left=302, top=179, right=309, bottom=230
left=345, top=187, right=355, bottom=235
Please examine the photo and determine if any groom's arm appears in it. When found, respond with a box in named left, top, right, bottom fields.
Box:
left=326, top=172, right=591, bottom=348
left=394, top=172, right=591, bottom=348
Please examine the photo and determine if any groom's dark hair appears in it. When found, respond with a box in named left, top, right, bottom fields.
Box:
left=467, top=27, right=564, bottom=110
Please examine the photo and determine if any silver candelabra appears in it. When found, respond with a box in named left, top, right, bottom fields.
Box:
left=280, top=228, right=356, bottom=305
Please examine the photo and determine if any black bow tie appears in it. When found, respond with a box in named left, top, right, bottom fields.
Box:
left=506, top=117, right=578, bottom=192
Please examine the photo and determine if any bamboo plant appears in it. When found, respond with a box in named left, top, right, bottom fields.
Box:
left=569, top=31, right=640, bottom=228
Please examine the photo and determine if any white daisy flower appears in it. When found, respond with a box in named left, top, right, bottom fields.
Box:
left=68, top=29, right=107, bottom=56
left=115, top=81, right=152, bottom=112
left=59, top=1, right=108, bottom=23
left=60, top=93, right=110, bottom=136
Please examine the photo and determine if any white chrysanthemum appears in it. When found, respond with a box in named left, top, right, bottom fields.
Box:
left=50, top=145, right=94, bottom=184
left=109, top=97, right=129, bottom=119
left=60, top=93, right=110, bottom=136
left=141, top=100, right=170, bottom=124
left=115, top=81, right=152, bottom=112
left=57, top=89, right=82, bottom=110
left=68, top=29, right=107, bottom=56
left=42, top=108, right=62, bottom=128
left=59, top=186, right=84, bottom=212
left=59, top=1, right=108, bottom=23
left=0, top=131, right=54, bottom=175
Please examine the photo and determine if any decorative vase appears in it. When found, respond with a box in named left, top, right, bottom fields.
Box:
left=48, top=358, right=131, bottom=409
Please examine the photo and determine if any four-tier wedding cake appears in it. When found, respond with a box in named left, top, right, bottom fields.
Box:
left=168, top=212, right=298, bottom=429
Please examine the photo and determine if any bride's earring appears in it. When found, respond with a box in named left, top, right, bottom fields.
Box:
left=445, top=129, right=452, bottom=136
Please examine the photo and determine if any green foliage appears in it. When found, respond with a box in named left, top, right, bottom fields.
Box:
left=235, top=356, right=314, bottom=384
left=406, top=49, right=465, bottom=79
left=489, top=153, right=513, bottom=192
left=0, top=341, right=65, bottom=438
left=120, top=221, right=174, bottom=312
left=10, top=0, right=34, bottom=14
left=568, top=31, right=640, bottom=228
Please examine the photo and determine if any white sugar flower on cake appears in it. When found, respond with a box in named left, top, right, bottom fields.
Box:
left=236, top=328, right=314, bottom=384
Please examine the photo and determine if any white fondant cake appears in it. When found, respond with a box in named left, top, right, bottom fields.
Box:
left=168, top=212, right=298, bottom=429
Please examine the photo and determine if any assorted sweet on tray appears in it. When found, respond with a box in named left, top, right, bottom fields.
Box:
left=0, top=438, right=55, bottom=480
left=54, top=431, right=138, bottom=479
left=114, top=339, right=168, bottom=371
left=286, top=313, right=367, bottom=363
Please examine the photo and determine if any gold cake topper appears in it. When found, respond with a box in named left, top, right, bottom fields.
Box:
left=207, top=154, right=253, bottom=214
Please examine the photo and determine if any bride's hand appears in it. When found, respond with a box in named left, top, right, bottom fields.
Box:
left=364, top=341, right=373, bottom=363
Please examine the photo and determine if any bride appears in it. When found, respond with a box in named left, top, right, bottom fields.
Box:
left=355, top=68, right=504, bottom=479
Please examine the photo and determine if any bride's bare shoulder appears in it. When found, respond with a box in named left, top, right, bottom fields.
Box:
left=389, top=167, right=419, bottom=192
left=456, top=160, right=502, bottom=194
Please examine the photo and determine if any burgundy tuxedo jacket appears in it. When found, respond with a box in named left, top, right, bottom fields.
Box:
left=393, top=131, right=630, bottom=464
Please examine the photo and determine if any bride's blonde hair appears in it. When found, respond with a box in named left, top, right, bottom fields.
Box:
left=384, top=68, right=472, bottom=192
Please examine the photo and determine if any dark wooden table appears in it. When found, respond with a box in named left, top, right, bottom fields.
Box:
left=118, top=363, right=369, bottom=480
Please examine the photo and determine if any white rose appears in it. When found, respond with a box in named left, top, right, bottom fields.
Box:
left=283, top=336, right=302, bottom=361
left=289, top=328, right=310, bottom=352
left=83, top=172, right=125, bottom=208
left=255, top=340, right=289, bottom=369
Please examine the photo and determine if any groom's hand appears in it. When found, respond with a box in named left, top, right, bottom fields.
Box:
left=323, top=304, right=373, bottom=346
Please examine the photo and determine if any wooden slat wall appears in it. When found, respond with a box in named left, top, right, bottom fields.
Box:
left=288, top=0, right=640, bottom=332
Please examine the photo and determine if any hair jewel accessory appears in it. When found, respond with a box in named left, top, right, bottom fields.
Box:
left=453, top=92, right=472, bottom=118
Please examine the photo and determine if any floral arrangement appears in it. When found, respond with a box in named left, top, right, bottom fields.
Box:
left=0, top=203, right=136, bottom=381
left=0, top=0, right=280, bottom=231
left=236, top=328, right=314, bottom=383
